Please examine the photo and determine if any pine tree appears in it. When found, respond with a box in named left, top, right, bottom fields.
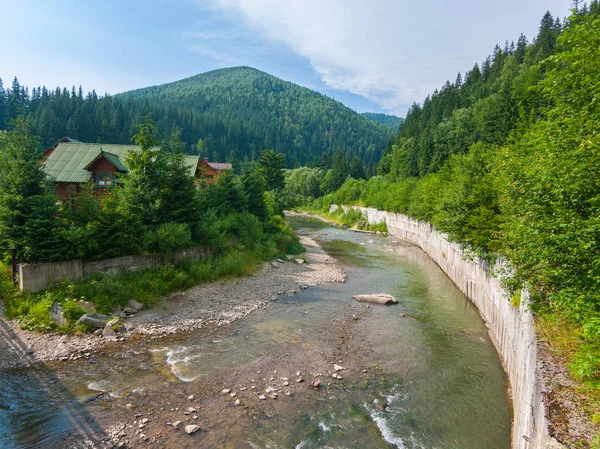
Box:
left=0, top=116, right=65, bottom=261
left=349, top=155, right=366, bottom=180
left=259, top=150, right=285, bottom=190
left=243, top=166, right=268, bottom=220
left=0, top=77, right=5, bottom=131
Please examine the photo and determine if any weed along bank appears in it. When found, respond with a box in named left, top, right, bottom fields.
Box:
left=17, top=246, right=211, bottom=293
left=330, top=205, right=564, bottom=449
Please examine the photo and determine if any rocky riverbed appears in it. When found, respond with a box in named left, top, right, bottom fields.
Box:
left=0, top=235, right=346, bottom=371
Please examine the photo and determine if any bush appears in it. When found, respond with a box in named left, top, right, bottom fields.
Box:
left=147, top=222, right=192, bottom=255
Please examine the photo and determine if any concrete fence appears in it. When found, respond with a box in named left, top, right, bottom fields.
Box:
left=18, top=246, right=210, bottom=293
left=332, top=205, right=563, bottom=449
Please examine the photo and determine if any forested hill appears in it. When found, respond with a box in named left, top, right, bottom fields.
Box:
left=118, top=67, right=391, bottom=167
left=0, top=67, right=390, bottom=168
left=361, top=112, right=404, bottom=131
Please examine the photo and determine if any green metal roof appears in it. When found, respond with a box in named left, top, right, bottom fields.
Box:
left=102, top=151, right=129, bottom=172
left=43, top=142, right=200, bottom=183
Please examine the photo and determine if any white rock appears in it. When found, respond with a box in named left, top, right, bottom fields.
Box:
left=258, top=395, right=266, bottom=400
left=352, top=293, right=398, bottom=305
left=185, top=424, right=200, bottom=435
left=334, top=364, right=344, bottom=372
left=172, top=421, right=182, bottom=429
left=235, top=399, right=241, bottom=406
left=187, top=395, right=194, bottom=400
left=222, top=389, right=231, bottom=394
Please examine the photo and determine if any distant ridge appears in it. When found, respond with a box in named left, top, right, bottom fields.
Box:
left=361, top=112, right=404, bottom=131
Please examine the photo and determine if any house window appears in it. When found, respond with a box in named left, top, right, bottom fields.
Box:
left=95, top=172, right=115, bottom=189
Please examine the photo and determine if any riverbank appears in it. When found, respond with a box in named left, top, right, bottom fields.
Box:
left=0, top=235, right=346, bottom=371
left=327, top=205, right=600, bottom=449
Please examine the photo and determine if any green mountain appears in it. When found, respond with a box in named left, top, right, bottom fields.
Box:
left=1, top=67, right=390, bottom=168
left=361, top=112, right=404, bottom=131
left=118, top=67, right=390, bottom=167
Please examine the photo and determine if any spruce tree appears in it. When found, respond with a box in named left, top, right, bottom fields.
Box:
left=0, top=116, right=65, bottom=261
left=259, top=150, right=285, bottom=190
left=349, top=155, right=366, bottom=180
left=0, top=77, right=5, bottom=131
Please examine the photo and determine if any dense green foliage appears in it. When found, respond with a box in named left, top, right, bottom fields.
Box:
left=0, top=117, right=67, bottom=262
left=307, top=5, right=600, bottom=387
left=0, top=115, right=305, bottom=331
left=361, top=112, right=404, bottom=131
left=0, top=67, right=389, bottom=168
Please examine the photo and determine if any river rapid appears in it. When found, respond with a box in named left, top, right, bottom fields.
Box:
left=0, top=216, right=511, bottom=449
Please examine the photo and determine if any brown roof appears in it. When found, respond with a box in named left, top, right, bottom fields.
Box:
left=200, top=158, right=232, bottom=170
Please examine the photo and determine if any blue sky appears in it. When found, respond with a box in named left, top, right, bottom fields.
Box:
left=0, top=0, right=570, bottom=115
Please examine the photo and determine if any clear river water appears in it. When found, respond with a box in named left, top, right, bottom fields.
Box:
left=0, top=216, right=511, bottom=448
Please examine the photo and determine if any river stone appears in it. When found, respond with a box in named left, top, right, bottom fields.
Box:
left=352, top=294, right=398, bottom=305
left=77, top=313, right=111, bottom=329
left=102, top=326, right=117, bottom=339
left=185, top=424, right=200, bottom=435
left=50, top=303, right=67, bottom=326
left=127, top=299, right=144, bottom=313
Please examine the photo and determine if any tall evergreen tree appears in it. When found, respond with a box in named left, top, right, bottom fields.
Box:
left=259, top=150, right=285, bottom=190
left=0, top=116, right=65, bottom=261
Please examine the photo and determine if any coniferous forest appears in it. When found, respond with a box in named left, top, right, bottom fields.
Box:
left=0, top=67, right=392, bottom=171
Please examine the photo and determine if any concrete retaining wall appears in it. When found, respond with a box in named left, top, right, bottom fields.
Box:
left=18, top=246, right=210, bottom=293
left=332, top=205, right=562, bottom=449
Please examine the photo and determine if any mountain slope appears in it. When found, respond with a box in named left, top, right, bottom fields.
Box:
left=119, top=67, right=390, bottom=167
left=361, top=112, right=404, bottom=131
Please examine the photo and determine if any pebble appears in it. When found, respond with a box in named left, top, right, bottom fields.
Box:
left=222, top=389, right=231, bottom=394
left=235, top=399, right=241, bottom=406
left=296, top=378, right=304, bottom=383
left=172, top=421, right=182, bottom=429
left=187, top=395, right=194, bottom=400
left=185, top=425, right=200, bottom=435
left=334, top=364, right=344, bottom=371
left=258, top=395, right=266, bottom=400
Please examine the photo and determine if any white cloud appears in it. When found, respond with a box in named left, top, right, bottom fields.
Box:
left=205, top=0, right=569, bottom=115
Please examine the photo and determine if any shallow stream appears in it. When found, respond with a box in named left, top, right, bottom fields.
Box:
left=0, top=217, right=511, bottom=448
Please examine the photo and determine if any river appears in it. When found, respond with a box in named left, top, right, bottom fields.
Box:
left=0, top=216, right=511, bottom=448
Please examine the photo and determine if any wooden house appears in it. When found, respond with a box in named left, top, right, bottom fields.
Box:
left=41, top=141, right=203, bottom=201
left=199, top=157, right=233, bottom=185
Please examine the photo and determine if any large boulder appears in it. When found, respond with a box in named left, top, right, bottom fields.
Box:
left=352, top=294, right=398, bottom=305
left=77, top=313, right=111, bottom=329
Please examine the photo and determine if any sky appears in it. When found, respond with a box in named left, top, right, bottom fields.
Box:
left=0, top=0, right=571, bottom=116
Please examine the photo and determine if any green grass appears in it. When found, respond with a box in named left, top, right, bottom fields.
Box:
left=2, top=221, right=305, bottom=334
